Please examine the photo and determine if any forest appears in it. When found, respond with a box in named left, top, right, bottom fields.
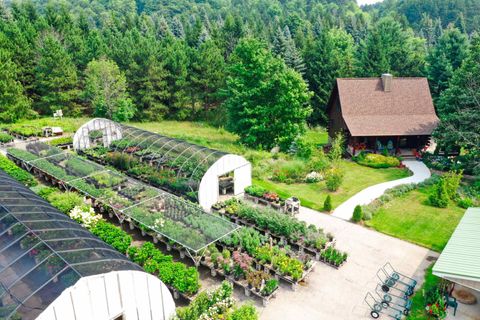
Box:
left=0, top=0, right=478, bottom=171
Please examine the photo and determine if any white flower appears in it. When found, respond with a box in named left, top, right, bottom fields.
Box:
left=68, top=206, right=102, bottom=229
left=305, top=171, right=323, bottom=183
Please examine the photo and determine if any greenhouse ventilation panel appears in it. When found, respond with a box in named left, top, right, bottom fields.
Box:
left=7, top=142, right=239, bottom=257
left=72, top=118, right=252, bottom=210
left=0, top=170, right=176, bottom=320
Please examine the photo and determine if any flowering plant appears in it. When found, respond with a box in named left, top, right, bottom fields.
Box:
left=426, top=295, right=447, bottom=319
left=68, top=206, right=102, bottom=228
left=305, top=171, right=323, bottom=183
left=263, top=192, right=279, bottom=202
left=232, top=251, right=253, bottom=273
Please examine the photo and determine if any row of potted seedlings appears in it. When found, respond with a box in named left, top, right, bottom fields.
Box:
left=201, top=245, right=279, bottom=306
left=244, top=185, right=286, bottom=211
left=212, top=198, right=336, bottom=260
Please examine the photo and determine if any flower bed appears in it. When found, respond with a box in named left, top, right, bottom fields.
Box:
left=353, top=152, right=401, bottom=168
left=244, top=184, right=286, bottom=211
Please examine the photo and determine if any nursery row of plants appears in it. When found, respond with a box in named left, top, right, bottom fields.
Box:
left=81, top=148, right=200, bottom=201
left=35, top=186, right=202, bottom=299
left=0, top=132, right=13, bottom=144
left=7, top=143, right=238, bottom=253
left=212, top=198, right=347, bottom=267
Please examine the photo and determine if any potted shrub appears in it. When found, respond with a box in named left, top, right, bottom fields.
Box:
left=262, top=279, right=278, bottom=296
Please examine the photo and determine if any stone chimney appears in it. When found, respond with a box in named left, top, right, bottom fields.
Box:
left=381, top=73, right=393, bottom=92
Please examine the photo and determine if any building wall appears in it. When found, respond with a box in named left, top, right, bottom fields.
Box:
left=327, top=92, right=349, bottom=142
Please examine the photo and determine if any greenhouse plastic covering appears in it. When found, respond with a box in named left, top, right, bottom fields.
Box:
left=73, top=118, right=228, bottom=193
left=7, top=142, right=239, bottom=253
left=0, top=170, right=142, bottom=320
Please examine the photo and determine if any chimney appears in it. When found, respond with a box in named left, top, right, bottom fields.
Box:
left=381, top=73, right=392, bottom=92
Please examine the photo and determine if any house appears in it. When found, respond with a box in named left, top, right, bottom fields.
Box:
left=326, top=74, right=440, bottom=156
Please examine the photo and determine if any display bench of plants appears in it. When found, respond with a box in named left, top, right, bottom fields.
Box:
left=199, top=244, right=279, bottom=306
left=0, top=132, right=13, bottom=144
left=244, top=185, right=286, bottom=211
left=0, top=123, right=43, bottom=139
left=212, top=198, right=346, bottom=265
left=213, top=227, right=316, bottom=290
left=79, top=147, right=200, bottom=202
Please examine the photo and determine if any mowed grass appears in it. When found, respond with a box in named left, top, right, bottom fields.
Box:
left=255, top=161, right=410, bottom=211
left=407, top=264, right=441, bottom=320
left=366, top=186, right=465, bottom=252
left=0, top=117, right=90, bottom=134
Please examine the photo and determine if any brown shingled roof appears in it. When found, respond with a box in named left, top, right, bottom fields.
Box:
left=335, top=77, right=439, bottom=136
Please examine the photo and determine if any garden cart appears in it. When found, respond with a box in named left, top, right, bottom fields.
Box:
left=374, top=285, right=412, bottom=315
left=383, top=263, right=417, bottom=288
left=364, top=292, right=402, bottom=319
left=377, top=267, right=414, bottom=296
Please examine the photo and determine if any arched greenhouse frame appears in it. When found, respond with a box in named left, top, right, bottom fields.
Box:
left=72, top=118, right=252, bottom=210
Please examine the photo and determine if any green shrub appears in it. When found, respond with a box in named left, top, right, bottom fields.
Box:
left=0, top=132, right=13, bottom=143
left=308, top=150, right=331, bottom=172
left=442, top=170, right=462, bottom=200
left=91, top=221, right=132, bottom=254
left=37, top=186, right=58, bottom=199
left=48, top=136, right=73, bottom=146
left=352, top=205, right=363, bottom=222
left=245, top=185, right=267, bottom=197
left=271, top=160, right=307, bottom=184
left=325, top=167, right=344, bottom=191
left=355, top=153, right=400, bottom=168
left=329, top=132, right=345, bottom=161
left=47, top=191, right=84, bottom=214
left=230, top=304, right=258, bottom=320
left=0, top=155, right=37, bottom=186
left=457, top=197, right=473, bottom=209
left=323, top=195, right=332, bottom=212
left=429, top=179, right=450, bottom=208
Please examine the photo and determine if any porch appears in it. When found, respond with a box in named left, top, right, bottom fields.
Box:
left=346, top=135, right=431, bottom=158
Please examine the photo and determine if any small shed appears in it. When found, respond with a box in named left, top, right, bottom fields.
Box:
left=326, top=74, right=440, bottom=156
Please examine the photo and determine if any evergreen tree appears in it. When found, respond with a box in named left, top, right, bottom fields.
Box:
left=304, top=28, right=355, bottom=124
left=0, top=48, right=32, bottom=122
left=434, top=35, right=480, bottom=175
left=84, top=58, right=135, bottom=121
left=427, top=25, right=468, bottom=98
left=356, top=17, right=426, bottom=77
left=171, top=16, right=185, bottom=39
left=190, top=40, right=225, bottom=111
left=352, top=205, right=363, bottom=222
left=323, top=195, right=332, bottom=212
left=223, top=38, right=312, bottom=150
left=34, top=34, right=79, bottom=115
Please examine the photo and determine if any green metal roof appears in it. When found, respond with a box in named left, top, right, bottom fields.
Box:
left=433, top=207, right=480, bottom=283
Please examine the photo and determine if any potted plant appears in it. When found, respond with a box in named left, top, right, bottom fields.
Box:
left=261, top=279, right=279, bottom=296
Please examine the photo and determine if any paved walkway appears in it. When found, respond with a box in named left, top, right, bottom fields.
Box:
left=252, top=206, right=437, bottom=320
left=332, top=160, right=431, bottom=220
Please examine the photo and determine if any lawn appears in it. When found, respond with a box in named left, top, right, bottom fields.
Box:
left=255, top=161, right=410, bottom=211
left=0, top=117, right=90, bottom=134
left=366, top=186, right=465, bottom=252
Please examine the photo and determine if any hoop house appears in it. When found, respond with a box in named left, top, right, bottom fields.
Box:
left=0, top=170, right=152, bottom=320
left=7, top=143, right=239, bottom=260
left=73, top=118, right=252, bottom=210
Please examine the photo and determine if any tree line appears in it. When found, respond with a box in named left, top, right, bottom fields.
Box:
left=0, top=0, right=478, bottom=166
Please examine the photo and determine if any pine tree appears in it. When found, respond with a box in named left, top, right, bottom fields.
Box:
left=156, top=15, right=171, bottom=38
left=171, top=16, right=185, bottom=39
left=427, top=25, right=468, bottom=98
left=198, top=26, right=210, bottom=46
left=0, top=48, right=32, bottom=122
left=352, top=205, right=363, bottom=222
left=282, top=26, right=306, bottom=75
left=434, top=35, right=480, bottom=174
left=34, top=34, right=79, bottom=115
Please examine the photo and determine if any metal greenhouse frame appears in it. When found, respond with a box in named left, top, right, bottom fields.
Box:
left=7, top=142, right=239, bottom=262
left=72, top=118, right=252, bottom=210
left=0, top=171, right=143, bottom=320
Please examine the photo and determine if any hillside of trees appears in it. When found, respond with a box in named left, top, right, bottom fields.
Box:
left=0, top=0, right=478, bottom=171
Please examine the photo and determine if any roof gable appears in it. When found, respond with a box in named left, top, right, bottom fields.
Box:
left=333, top=77, right=440, bottom=136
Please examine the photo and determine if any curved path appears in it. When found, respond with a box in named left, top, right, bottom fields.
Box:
left=332, top=160, right=431, bottom=220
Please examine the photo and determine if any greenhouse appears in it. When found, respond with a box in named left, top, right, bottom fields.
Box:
left=7, top=142, right=239, bottom=258
left=0, top=170, right=175, bottom=320
left=72, top=118, right=252, bottom=210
